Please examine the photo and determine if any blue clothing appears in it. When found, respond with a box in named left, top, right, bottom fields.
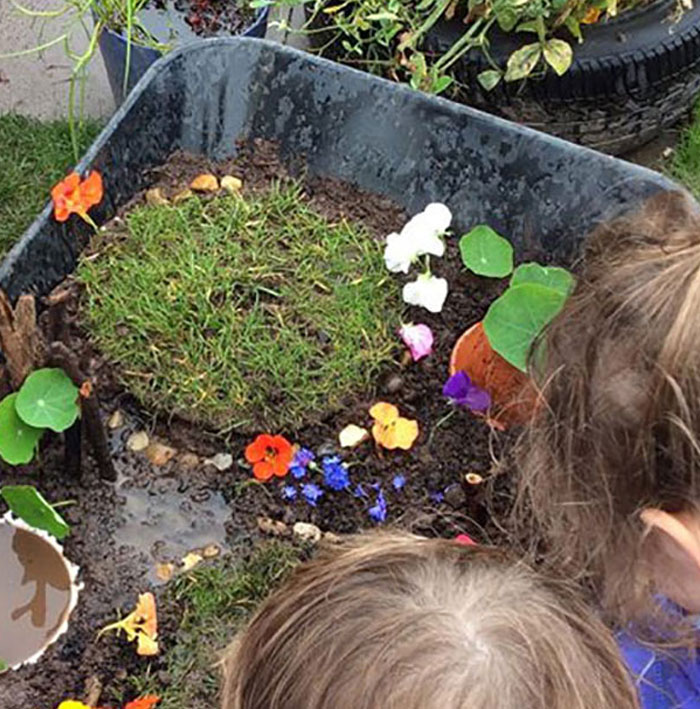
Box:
left=619, top=632, right=700, bottom=707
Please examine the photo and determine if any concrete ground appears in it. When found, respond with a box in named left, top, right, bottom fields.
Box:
left=0, top=2, right=301, bottom=119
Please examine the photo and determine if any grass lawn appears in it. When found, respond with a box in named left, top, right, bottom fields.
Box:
left=79, top=182, right=399, bottom=431
left=0, top=113, right=101, bottom=257
left=126, top=542, right=303, bottom=709
left=671, top=103, right=700, bottom=197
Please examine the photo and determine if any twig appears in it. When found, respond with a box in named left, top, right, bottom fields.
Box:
left=48, top=342, right=116, bottom=482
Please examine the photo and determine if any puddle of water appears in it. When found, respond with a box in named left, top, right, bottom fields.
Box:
left=114, top=476, right=230, bottom=584
left=0, top=523, right=76, bottom=668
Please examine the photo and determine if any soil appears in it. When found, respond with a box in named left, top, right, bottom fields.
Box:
left=147, top=0, right=255, bottom=39
left=0, top=139, right=530, bottom=708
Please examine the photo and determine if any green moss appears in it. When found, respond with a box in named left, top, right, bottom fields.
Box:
left=79, top=182, right=399, bottom=430
left=0, top=114, right=101, bottom=257
left=127, top=542, right=302, bottom=709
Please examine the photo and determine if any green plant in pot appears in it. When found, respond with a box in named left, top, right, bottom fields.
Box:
left=449, top=224, right=574, bottom=426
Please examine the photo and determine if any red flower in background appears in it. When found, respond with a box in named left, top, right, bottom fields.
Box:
left=245, top=434, right=293, bottom=481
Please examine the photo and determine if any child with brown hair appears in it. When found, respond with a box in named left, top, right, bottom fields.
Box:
left=221, top=533, right=638, bottom=709
left=514, top=191, right=700, bottom=706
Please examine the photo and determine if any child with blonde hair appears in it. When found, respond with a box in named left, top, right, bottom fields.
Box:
left=514, top=191, right=700, bottom=705
left=221, top=533, right=637, bottom=709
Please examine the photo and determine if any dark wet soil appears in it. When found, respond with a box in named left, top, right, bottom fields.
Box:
left=0, top=139, right=528, bottom=708
left=145, top=0, right=256, bottom=41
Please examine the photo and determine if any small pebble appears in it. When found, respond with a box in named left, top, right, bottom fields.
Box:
left=203, top=544, right=220, bottom=559
left=205, top=452, right=233, bottom=471
left=145, top=442, right=177, bottom=466
left=178, top=452, right=200, bottom=469
left=322, top=531, right=342, bottom=544
left=126, top=431, right=149, bottom=452
left=384, top=374, right=404, bottom=394
left=221, top=175, right=243, bottom=193
left=257, top=516, right=289, bottom=537
left=145, top=187, right=169, bottom=206
left=293, top=522, right=322, bottom=543
left=107, top=409, right=124, bottom=429
left=190, top=173, right=219, bottom=192
left=155, top=562, right=175, bottom=582
left=173, top=188, right=193, bottom=203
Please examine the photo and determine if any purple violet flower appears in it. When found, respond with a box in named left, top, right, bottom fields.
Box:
left=302, top=483, right=324, bottom=507
left=293, top=448, right=316, bottom=468
left=369, top=489, right=387, bottom=523
left=443, top=371, right=491, bottom=412
left=282, top=485, right=297, bottom=501
left=392, top=474, right=406, bottom=491
left=430, top=490, right=445, bottom=504
left=353, top=484, right=368, bottom=498
left=289, top=465, right=307, bottom=480
left=322, top=456, right=350, bottom=491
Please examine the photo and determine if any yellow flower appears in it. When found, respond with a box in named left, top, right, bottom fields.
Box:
left=98, top=592, right=159, bottom=657
left=370, top=402, right=419, bottom=450
left=58, top=702, right=92, bottom=709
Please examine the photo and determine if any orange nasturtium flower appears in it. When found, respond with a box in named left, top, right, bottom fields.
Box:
left=98, top=592, right=159, bottom=657
left=51, top=170, right=104, bottom=228
left=370, top=402, right=419, bottom=451
left=245, top=433, right=294, bottom=481
left=124, top=696, right=161, bottom=709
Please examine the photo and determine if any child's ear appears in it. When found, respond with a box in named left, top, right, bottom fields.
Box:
left=641, top=508, right=700, bottom=613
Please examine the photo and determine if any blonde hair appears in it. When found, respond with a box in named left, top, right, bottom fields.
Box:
left=221, top=533, right=638, bottom=709
left=513, top=191, right=700, bottom=642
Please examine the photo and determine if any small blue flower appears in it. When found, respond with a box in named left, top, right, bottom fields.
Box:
left=302, top=483, right=324, bottom=507
left=294, top=448, right=316, bottom=468
left=429, top=490, right=445, bottom=504
left=289, top=464, right=307, bottom=480
left=392, top=474, right=406, bottom=491
left=322, top=456, right=350, bottom=491
left=353, top=484, right=367, bottom=498
left=282, top=485, right=297, bottom=501
left=369, top=489, right=387, bottom=523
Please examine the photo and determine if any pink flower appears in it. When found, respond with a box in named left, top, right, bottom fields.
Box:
left=399, top=323, right=434, bottom=361
left=455, top=533, right=477, bottom=546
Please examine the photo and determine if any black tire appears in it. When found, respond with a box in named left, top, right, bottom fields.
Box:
left=429, top=0, right=700, bottom=154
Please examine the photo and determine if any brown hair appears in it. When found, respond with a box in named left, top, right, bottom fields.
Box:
left=221, top=533, right=638, bottom=709
left=513, top=191, right=700, bottom=642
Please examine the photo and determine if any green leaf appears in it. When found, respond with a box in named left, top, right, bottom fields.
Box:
left=510, top=262, right=575, bottom=297
left=0, top=659, right=7, bottom=673
left=516, top=20, right=540, bottom=33
left=505, top=43, right=541, bottom=82
left=497, top=8, right=518, bottom=31
left=543, top=38, right=573, bottom=76
left=0, top=485, right=71, bottom=540
left=459, top=225, right=514, bottom=278
left=432, top=74, right=454, bottom=94
left=564, top=16, right=583, bottom=41
left=15, top=368, right=80, bottom=433
left=0, top=393, right=43, bottom=465
left=483, top=283, right=569, bottom=371
left=477, top=69, right=502, bottom=91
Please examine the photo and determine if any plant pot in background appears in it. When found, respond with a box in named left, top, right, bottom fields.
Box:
left=449, top=322, right=536, bottom=428
left=98, top=5, right=269, bottom=105
left=428, top=0, right=700, bottom=155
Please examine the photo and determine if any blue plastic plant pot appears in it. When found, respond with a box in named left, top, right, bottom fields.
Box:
left=97, top=6, right=269, bottom=105
left=1, top=39, right=685, bottom=302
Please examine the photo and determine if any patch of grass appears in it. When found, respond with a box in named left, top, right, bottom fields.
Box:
left=0, top=114, right=101, bottom=257
left=127, top=541, right=303, bottom=709
left=670, top=102, right=700, bottom=197
left=79, top=182, right=400, bottom=430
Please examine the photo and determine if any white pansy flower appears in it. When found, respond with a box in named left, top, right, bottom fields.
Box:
left=402, top=274, right=449, bottom=313
left=383, top=202, right=451, bottom=273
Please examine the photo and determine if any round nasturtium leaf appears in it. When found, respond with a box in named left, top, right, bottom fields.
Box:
left=0, top=394, right=44, bottom=465
left=15, top=368, right=80, bottom=433
left=0, top=485, right=71, bottom=540
left=510, top=263, right=575, bottom=297
left=483, top=283, right=568, bottom=371
left=459, top=225, right=514, bottom=278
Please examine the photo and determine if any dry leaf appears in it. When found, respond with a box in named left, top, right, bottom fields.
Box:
left=108, top=409, right=124, bottom=429
left=293, top=522, right=322, bottom=543
left=339, top=424, right=369, bottom=448
left=257, top=516, right=289, bottom=537
left=127, top=431, right=149, bottom=452
left=181, top=552, right=203, bottom=572
left=205, top=452, right=233, bottom=471
left=145, top=187, right=169, bottom=206
left=145, top=442, right=177, bottom=466
left=79, top=380, right=93, bottom=398
left=172, top=189, right=193, bottom=203
left=190, top=174, right=219, bottom=192
left=221, top=175, right=243, bottom=194
left=203, top=544, right=220, bottom=559
left=155, top=562, right=175, bottom=582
